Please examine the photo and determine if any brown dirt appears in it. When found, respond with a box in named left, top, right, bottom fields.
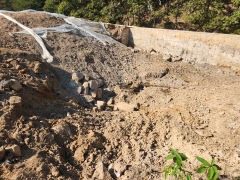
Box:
left=0, top=11, right=239, bottom=180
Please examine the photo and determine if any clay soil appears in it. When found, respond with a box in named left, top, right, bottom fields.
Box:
left=0, top=12, right=239, bottom=180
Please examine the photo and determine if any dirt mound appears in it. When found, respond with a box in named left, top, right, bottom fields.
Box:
left=0, top=11, right=239, bottom=180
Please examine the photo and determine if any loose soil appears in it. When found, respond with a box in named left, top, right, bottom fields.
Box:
left=0, top=11, right=239, bottom=180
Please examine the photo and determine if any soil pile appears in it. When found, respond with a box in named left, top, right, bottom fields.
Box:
left=0, top=11, right=239, bottom=180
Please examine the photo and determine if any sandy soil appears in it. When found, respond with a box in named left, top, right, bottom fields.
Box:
left=0, top=12, right=239, bottom=180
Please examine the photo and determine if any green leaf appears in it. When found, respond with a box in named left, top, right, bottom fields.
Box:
left=176, top=158, right=182, bottom=167
left=197, top=167, right=206, bottom=173
left=171, top=168, right=177, bottom=176
left=170, top=148, right=178, bottom=155
left=186, top=173, right=192, bottom=180
left=166, top=154, right=175, bottom=160
left=196, top=156, right=211, bottom=166
left=164, top=169, right=168, bottom=180
left=179, top=153, right=188, bottom=161
left=211, top=158, right=215, bottom=166
left=207, top=167, right=214, bottom=180
left=212, top=166, right=219, bottom=180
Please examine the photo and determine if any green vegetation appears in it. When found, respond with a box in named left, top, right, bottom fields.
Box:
left=164, top=148, right=221, bottom=180
left=0, top=0, right=239, bottom=34
left=196, top=156, right=220, bottom=180
left=164, top=148, right=191, bottom=179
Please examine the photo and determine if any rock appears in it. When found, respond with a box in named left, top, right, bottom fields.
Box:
left=91, top=90, right=97, bottom=98
left=92, top=161, right=113, bottom=180
left=162, top=54, right=172, bottom=61
left=24, top=138, right=30, bottom=145
left=107, top=98, right=114, bottom=106
left=11, top=144, right=22, bottom=157
left=83, top=82, right=89, bottom=95
left=97, top=79, right=104, bottom=87
left=83, top=95, right=95, bottom=103
left=51, top=166, right=60, bottom=177
left=114, top=102, right=138, bottom=112
left=0, top=79, right=22, bottom=91
left=97, top=88, right=103, bottom=99
left=9, top=96, right=22, bottom=106
left=96, top=101, right=105, bottom=110
left=89, top=80, right=98, bottom=91
left=85, top=75, right=90, bottom=81
left=72, top=72, right=84, bottom=82
left=10, top=79, right=22, bottom=91
left=172, top=56, right=182, bottom=62
left=33, top=62, right=44, bottom=74
left=113, top=161, right=127, bottom=177
left=52, top=122, right=72, bottom=137
left=74, top=145, right=88, bottom=162
left=0, top=147, right=5, bottom=160
left=77, top=85, right=83, bottom=94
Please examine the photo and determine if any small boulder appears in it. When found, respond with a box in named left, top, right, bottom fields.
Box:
left=0, top=147, right=5, bottom=160
left=89, top=80, right=98, bottom=91
left=97, top=88, right=103, bottom=99
left=114, top=102, right=138, bottom=112
left=97, top=79, right=104, bottom=87
left=96, top=101, right=105, bottom=110
left=77, top=85, right=83, bottom=94
left=9, top=96, right=22, bottom=106
left=51, top=166, right=60, bottom=177
left=107, top=98, right=114, bottom=106
left=72, top=72, right=84, bottom=82
left=52, top=122, right=72, bottom=137
left=11, top=144, right=22, bottom=157
left=92, top=161, right=113, bottom=180
left=10, top=79, right=22, bottom=91
left=33, top=62, right=44, bottom=74
left=83, top=82, right=89, bottom=95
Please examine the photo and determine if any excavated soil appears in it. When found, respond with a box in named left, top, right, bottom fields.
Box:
left=0, top=12, right=240, bottom=180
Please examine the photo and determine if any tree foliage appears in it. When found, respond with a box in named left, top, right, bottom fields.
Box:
left=1, top=0, right=239, bottom=34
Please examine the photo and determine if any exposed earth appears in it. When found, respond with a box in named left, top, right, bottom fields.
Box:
left=0, top=11, right=240, bottom=180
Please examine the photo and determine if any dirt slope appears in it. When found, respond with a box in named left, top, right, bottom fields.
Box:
left=0, top=11, right=239, bottom=180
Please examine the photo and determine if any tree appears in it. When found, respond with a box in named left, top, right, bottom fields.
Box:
left=12, top=0, right=45, bottom=11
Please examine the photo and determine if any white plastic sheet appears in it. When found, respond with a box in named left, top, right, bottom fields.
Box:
left=0, top=10, right=123, bottom=63
left=0, top=12, right=53, bottom=63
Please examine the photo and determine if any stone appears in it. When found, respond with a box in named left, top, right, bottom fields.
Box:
left=77, top=85, right=83, bottom=94
left=83, top=82, right=89, bottom=95
left=114, top=102, right=138, bottom=112
left=97, top=79, right=104, bottom=87
left=33, top=62, right=44, bottom=74
left=92, top=161, right=113, bottom=180
left=72, top=72, right=84, bottom=82
left=89, top=80, right=98, bottom=91
left=74, top=145, right=88, bottom=162
left=162, top=54, right=172, bottom=61
left=91, top=89, right=97, bottom=98
left=0, top=147, right=5, bottom=160
left=83, top=95, right=95, bottom=103
left=113, top=161, right=127, bottom=177
left=172, top=56, right=182, bottom=62
left=97, top=88, right=103, bottom=99
left=96, top=101, right=105, bottom=110
left=24, top=138, right=30, bottom=145
left=51, top=166, right=60, bottom=177
left=52, top=122, right=72, bottom=137
left=107, top=98, right=113, bottom=106
left=9, top=96, right=22, bottom=106
left=11, top=144, right=22, bottom=157
left=10, top=79, right=22, bottom=91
